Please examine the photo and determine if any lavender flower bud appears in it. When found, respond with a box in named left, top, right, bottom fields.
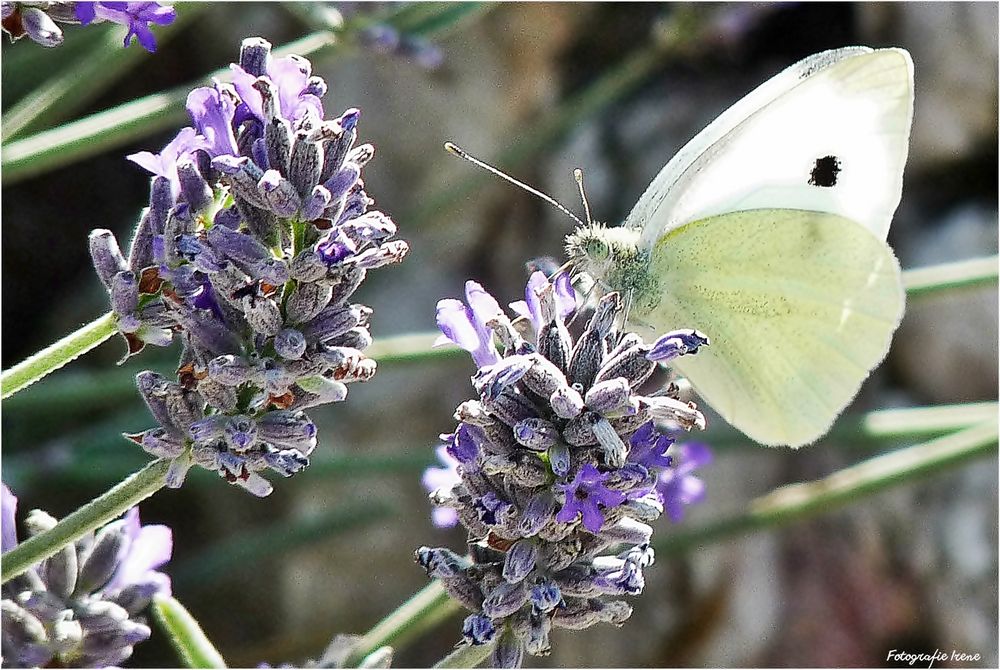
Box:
left=75, top=522, right=128, bottom=595
left=21, top=7, right=63, bottom=47
left=502, top=540, right=537, bottom=583
left=462, top=614, right=496, bottom=646
left=491, top=629, right=524, bottom=669
left=584, top=377, right=631, bottom=414
left=242, top=295, right=283, bottom=336
left=89, top=230, right=128, bottom=289
left=176, top=159, right=213, bottom=213
left=647, top=329, right=710, bottom=362
left=286, top=281, right=333, bottom=324
left=207, top=355, right=259, bottom=386
left=549, top=385, right=584, bottom=419
left=258, top=169, right=302, bottom=217
left=482, top=579, right=530, bottom=619
left=548, top=441, right=571, bottom=478
left=289, top=133, right=323, bottom=200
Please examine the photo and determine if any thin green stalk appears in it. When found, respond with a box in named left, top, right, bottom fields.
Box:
left=902, top=255, right=998, bottom=298
left=343, top=581, right=461, bottom=667
left=1, top=311, right=116, bottom=400
left=657, top=420, right=999, bottom=555
left=152, top=594, right=228, bottom=669
left=0, top=458, right=170, bottom=583
left=433, top=640, right=495, bottom=669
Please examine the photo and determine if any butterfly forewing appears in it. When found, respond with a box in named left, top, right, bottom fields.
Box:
left=629, top=48, right=913, bottom=247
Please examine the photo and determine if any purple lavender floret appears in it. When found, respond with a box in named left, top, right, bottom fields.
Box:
left=1, top=483, right=171, bottom=668
left=88, top=37, right=408, bottom=496
left=417, top=272, right=711, bottom=667
left=1, top=1, right=174, bottom=50
left=75, top=1, right=175, bottom=51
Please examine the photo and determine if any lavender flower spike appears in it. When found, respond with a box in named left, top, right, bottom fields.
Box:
left=418, top=274, right=712, bottom=666
left=1, top=484, right=171, bottom=668
left=91, top=37, right=407, bottom=496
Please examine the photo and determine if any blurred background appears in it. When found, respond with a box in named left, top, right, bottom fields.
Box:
left=2, top=2, right=997, bottom=667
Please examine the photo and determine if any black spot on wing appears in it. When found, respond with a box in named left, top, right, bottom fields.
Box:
left=808, top=155, right=841, bottom=187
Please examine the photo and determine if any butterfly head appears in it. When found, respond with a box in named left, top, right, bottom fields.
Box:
left=565, top=222, right=641, bottom=278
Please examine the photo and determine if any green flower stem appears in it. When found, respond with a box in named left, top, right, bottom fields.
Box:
left=432, top=640, right=495, bottom=669
left=0, top=458, right=169, bottom=584
left=365, top=332, right=460, bottom=364
left=0, top=311, right=116, bottom=400
left=657, top=420, right=999, bottom=556
left=902, top=255, right=998, bottom=298
left=343, top=581, right=462, bottom=668
left=152, top=594, right=228, bottom=669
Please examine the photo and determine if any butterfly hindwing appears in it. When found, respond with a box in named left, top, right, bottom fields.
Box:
left=640, top=209, right=904, bottom=447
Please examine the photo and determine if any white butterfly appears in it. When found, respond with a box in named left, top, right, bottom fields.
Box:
left=565, top=47, right=914, bottom=447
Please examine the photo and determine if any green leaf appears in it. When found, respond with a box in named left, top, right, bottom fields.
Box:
left=152, top=594, right=228, bottom=669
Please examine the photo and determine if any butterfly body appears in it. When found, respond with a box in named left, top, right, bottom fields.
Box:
left=565, top=46, right=914, bottom=448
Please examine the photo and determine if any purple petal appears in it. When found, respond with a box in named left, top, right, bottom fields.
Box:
left=579, top=504, right=605, bottom=533
left=75, top=2, right=97, bottom=23
left=2, top=483, right=18, bottom=553
left=552, top=272, right=577, bottom=319
left=465, top=280, right=501, bottom=328
left=647, top=329, right=710, bottom=363
left=107, top=514, right=172, bottom=594
left=435, top=299, right=480, bottom=352
left=269, top=56, right=324, bottom=121
left=229, top=64, right=265, bottom=122
left=522, top=271, right=547, bottom=331
left=432, top=507, right=460, bottom=528
left=555, top=499, right=581, bottom=525
left=186, top=86, right=238, bottom=158
left=680, top=442, right=713, bottom=470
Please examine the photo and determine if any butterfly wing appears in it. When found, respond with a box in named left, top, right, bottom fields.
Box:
left=627, top=47, right=913, bottom=246
left=641, top=209, right=904, bottom=447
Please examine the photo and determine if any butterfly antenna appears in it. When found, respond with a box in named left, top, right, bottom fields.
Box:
left=574, top=168, right=594, bottom=226
left=444, top=142, right=586, bottom=227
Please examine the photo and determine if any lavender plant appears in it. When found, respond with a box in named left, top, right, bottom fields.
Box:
left=0, top=1, right=175, bottom=50
left=1, top=484, right=171, bottom=668
left=417, top=271, right=711, bottom=667
left=87, top=36, right=408, bottom=496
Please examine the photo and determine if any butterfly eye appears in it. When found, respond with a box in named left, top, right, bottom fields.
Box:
left=584, top=238, right=611, bottom=262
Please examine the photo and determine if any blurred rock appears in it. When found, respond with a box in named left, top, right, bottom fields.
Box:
left=860, top=3, right=999, bottom=172
left=894, top=204, right=999, bottom=402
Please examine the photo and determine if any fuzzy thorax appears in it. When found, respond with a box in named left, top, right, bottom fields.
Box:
left=564, top=224, right=661, bottom=315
